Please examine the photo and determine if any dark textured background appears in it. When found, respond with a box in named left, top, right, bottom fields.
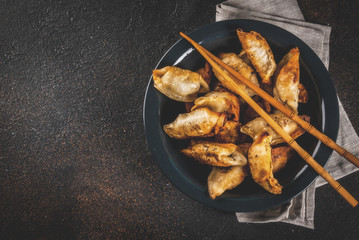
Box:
left=0, top=0, right=358, bottom=239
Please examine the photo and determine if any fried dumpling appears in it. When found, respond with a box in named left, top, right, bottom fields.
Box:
left=248, top=130, right=282, bottom=194
left=238, top=49, right=252, bottom=66
left=208, top=165, right=248, bottom=199
left=273, top=48, right=300, bottom=113
left=237, top=29, right=276, bottom=85
left=241, top=95, right=271, bottom=124
left=212, top=53, right=260, bottom=97
left=206, top=143, right=291, bottom=199
left=153, top=66, right=210, bottom=102
left=185, top=101, right=194, bottom=113
left=256, top=174, right=282, bottom=194
left=248, top=131, right=272, bottom=182
left=181, top=141, right=248, bottom=167
left=240, top=113, right=309, bottom=145
left=191, top=91, right=240, bottom=121
left=298, top=83, right=308, bottom=103
left=214, top=120, right=242, bottom=144
left=163, top=108, right=227, bottom=139
left=271, top=146, right=294, bottom=173
left=196, top=62, right=212, bottom=86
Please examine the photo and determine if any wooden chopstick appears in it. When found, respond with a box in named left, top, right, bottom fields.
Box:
left=179, top=32, right=358, bottom=207
left=179, top=32, right=359, bottom=169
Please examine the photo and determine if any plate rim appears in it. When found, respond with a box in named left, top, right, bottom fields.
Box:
left=143, top=19, right=339, bottom=212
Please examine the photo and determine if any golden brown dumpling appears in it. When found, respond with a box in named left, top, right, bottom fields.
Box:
left=248, top=131, right=282, bottom=194
left=214, top=120, right=242, bottom=144
left=273, top=48, right=300, bottom=113
left=241, top=95, right=271, bottom=124
left=208, top=165, right=248, bottom=199
left=196, top=62, right=212, bottom=86
left=298, top=83, right=308, bottom=103
left=237, top=29, right=276, bottom=85
left=271, top=146, right=294, bottom=173
left=163, top=108, right=226, bottom=139
left=191, top=91, right=240, bottom=121
left=181, top=141, right=248, bottom=167
left=238, top=49, right=252, bottom=66
left=240, top=113, right=308, bottom=145
left=153, top=66, right=209, bottom=102
left=206, top=143, right=291, bottom=199
left=257, top=175, right=282, bottom=194
left=248, top=131, right=272, bottom=183
left=213, top=52, right=260, bottom=97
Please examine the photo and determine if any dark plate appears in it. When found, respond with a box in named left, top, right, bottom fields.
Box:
left=143, top=19, right=339, bottom=212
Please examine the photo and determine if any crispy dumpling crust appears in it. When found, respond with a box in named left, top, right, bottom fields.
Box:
left=213, top=120, right=242, bottom=144
left=153, top=66, right=210, bottom=102
left=241, top=95, right=271, bottom=124
left=237, top=29, right=276, bottom=85
left=271, top=146, right=293, bottom=173
left=256, top=175, right=282, bottom=194
left=163, top=108, right=227, bottom=139
left=182, top=141, right=248, bottom=167
left=238, top=49, right=252, bottom=66
left=273, top=48, right=300, bottom=113
left=298, top=83, right=308, bottom=103
left=196, top=62, right=213, bottom=86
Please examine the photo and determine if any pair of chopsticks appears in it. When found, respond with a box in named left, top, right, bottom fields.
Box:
left=179, top=32, right=358, bottom=207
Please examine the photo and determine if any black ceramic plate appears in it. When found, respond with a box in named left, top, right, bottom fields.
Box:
left=143, top=19, right=339, bottom=212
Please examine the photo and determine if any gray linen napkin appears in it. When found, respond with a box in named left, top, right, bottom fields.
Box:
left=216, top=0, right=359, bottom=229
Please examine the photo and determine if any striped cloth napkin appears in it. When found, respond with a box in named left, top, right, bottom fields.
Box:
left=216, top=0, right=359, bottom=229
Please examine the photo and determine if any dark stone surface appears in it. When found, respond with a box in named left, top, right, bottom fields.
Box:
left=0, top=0, right=358, bottom=239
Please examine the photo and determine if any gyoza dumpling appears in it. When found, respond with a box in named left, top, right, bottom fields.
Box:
left=208, top=165, right=248, bottom=199
left=298, top=83, right=308, bottom=103
left=206, top=143, right=292, bottom=199
left=153, top=66, right=210, bottom=102
left=241, top=95, right=271, bottom=124
left=273, top=48, right=300, bottom=113
left=248, top=131, right=272, bottom=182
left=238, top=49, right=252, bottom=66
left=196, top=62, right=212, bottom=86
left=237, top=29, right=276, bottom=85
left=181, top=141, right=248, bottom=167
left=214, top=120, right=242, bottom=144
left=248, top=130, right=282, bottom=194
left=191, top=91, right=240, bottom=121
left=240, top=113, right=309, bottom=145
left=271, top=146, right=294, bottom=173
left=212, top=53, right=260, bottom=97
left=163, top=108, right=227, bottom=139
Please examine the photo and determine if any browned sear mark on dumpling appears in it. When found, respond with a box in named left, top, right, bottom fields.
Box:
left=196, top=62, right=213, bottom=86
left=271, top=146, right=294, bottom=173
left=298, top=83, right=308, bottom=103
left=182, top=141, right=248, bottom=167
